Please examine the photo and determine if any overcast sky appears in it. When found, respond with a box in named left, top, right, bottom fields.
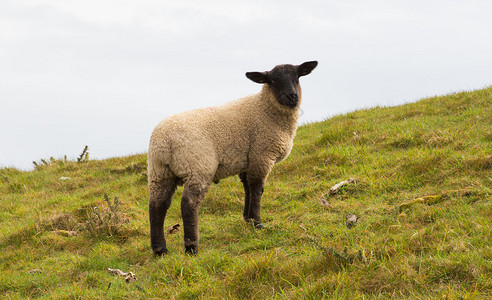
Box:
left=1, top=0, right=491, bottom=170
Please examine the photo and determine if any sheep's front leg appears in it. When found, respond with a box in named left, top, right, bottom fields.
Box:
left=181, top=181, right=209, bottom=255
left=239, top=172, right=250, bottom=220
left=246, top=177, right=265, bottom=229
left=245, top=161, right=274, bottom=229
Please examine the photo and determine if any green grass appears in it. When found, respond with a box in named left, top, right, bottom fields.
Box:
left=1, top=87, right=491, bottom=299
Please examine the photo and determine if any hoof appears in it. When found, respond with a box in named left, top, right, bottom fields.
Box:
left=254, top=221, right=264, bottom=229
left=185, top=245, right=198, bottom=256
left=153, top=247, right=168, bottom=256
left=245, top=218, right=264, bottom=229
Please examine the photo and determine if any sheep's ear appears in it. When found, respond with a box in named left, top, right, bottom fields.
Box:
left=246, top=71, right=270, bottom=84
left=297, top=61, right=318, bottom=77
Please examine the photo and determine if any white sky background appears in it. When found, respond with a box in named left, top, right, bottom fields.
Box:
left=1, top=0, right=491, bottom=170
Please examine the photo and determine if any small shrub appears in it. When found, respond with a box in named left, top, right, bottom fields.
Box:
left=33, top=156, right=68, bottom=170
left=77, top=146, right=89, bottom=163
left=39, top=195, right=129, bottom=238
left=33, top=146, right=89, bottom=170
left=83, top=194, right=127, bottom=237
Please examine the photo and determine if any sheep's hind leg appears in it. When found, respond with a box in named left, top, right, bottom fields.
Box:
left=181, top=180, right=210, bottom=255
left=149, top=178, right=177, bottom=256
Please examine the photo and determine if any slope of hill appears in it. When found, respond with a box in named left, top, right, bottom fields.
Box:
left=1, top=87, right=491, bottom=298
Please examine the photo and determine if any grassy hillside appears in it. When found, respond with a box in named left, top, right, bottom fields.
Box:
left=1, top=87, right=491, bottom=299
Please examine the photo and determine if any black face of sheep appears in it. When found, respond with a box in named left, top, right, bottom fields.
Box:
left=246, top=61, right=318, bottom=108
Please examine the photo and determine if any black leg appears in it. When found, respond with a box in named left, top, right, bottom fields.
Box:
left=181, top=181, right=209, bottom=255
left=239, top=172, right=251, bottom=220
left=149, top=179, right=177, bottom=256
left=247, top=178, right=265, bottom=229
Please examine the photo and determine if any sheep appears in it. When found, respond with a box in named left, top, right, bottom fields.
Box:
left=148, top=61, right=318, bottom=255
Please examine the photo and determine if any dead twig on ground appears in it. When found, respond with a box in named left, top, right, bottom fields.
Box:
left=329, top=178, right=356, bottom=195
left=108, top=268, right=136, bottom=283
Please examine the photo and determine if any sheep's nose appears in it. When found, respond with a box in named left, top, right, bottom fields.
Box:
left=288, top=93, right=298, bottom=102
